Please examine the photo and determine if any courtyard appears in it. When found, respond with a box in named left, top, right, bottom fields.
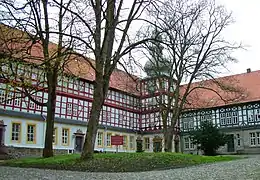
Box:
left=1, top=155, right=260, bottom=180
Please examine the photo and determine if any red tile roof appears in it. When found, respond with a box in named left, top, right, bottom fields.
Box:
left=0, top=24, right=140, bottom=95
left=183, top=70, right=260, bottom=110
left=1, top=23, right=260, bottom=108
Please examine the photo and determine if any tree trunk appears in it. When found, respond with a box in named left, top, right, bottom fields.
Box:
left=81, top=79, right=104, bottom=160
left=42, top=72, right=57, bottom=158
left=164, top=130, right=174, bottom=152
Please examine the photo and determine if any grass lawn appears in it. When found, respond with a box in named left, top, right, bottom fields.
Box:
left=0, top=153, right=242, bottom=172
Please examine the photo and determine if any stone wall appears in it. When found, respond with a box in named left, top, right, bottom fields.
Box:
left=7, top=146, right=70, bottom=158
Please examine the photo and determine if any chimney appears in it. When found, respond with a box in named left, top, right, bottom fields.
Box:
left=247, top=68, right=251, bottom=73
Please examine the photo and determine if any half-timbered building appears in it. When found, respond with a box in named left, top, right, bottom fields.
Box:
left=1, top=24, right=260, bottom=156
left=180, top=69, right=260, bottom=154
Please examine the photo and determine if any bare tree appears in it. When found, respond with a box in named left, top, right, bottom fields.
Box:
left=50, top=0, right=156, bottom=160
left=142, top=0, right=243, bottom=152
left=0, top=0, right=75, bottom=157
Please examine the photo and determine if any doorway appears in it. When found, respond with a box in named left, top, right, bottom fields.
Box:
left=227, top=134, right=235, bottom=152
left=75, top=136, right=84, bottom=152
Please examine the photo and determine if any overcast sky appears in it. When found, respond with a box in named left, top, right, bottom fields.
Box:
left=214, top=0, right=260, bottom=76
left=134, top=0, right=260, bottom=78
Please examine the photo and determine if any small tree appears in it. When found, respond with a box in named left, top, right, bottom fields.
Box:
left=189, top=121, right=228, bottom=156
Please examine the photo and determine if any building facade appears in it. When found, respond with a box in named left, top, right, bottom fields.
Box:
left=1, top=25, right=260, bottom=156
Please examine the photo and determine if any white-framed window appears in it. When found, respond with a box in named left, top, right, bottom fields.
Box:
left=220, top=113, right=226, bottom=125
left=67, top=103, right=72, bottom=115
left=27, top=124, right=36, bottom=143
left=232, top=112, right=238, bottom=124
left=11, top=122, right=21, bottom=142
left=73, top=104, right=78, bottom=116
left=97, top=132, right=103, bottom=147
left=237, top=134, right=241, bottom=146
left=6, top=92, right=13, bottom=105
left=0, top=89, right=5, bottom=103
left=106, top=133, right=112, bottom=147
left=250, top=132, right=256, bottom=146
left=183, top=121, right=189, bottom=129
left=257, top=132, right=260, bottom=145
left=53, top=128, right=57, bottom=145
left=129, top=136, right=135, bottom=149
left=184, top=137, right=194, bottom=149
left=226, top=112, right=232, bottom=124
left=144, top=137, right=150, bottom=150
left=62, top=128, right=69, bottom=146
left=14, top=97, right=21, bottom=107
left=123, top=135, right=128, bottom=149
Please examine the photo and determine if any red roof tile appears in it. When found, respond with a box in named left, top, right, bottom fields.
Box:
left=0, top=24, right=140, bottom=95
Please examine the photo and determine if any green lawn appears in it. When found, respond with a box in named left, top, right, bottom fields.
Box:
left=0, top=153, right=242, bottom=172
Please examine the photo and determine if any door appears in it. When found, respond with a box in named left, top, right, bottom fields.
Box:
left=75, top=136, right=83, bottom=152
left=227, top=134, right=235, bottom=152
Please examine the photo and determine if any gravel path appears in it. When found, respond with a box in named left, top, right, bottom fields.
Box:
left=1, top=155, right=260, bottom=180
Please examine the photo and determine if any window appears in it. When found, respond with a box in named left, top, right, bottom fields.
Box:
left=11, top=122, right=21, bottom=142
left=14, top=97, right=21, bottom=107
left=232, top=112, right=238, bottom=124
left=237, top=134, right=241, bottom=146
left=123, top=135, right=128, bottom=149
left=257, top=132, right=260, bottom=145
left=6, top=92, right=13, bottom=105
left=97, top=132, right=103, bottom=147
left=250, top=132, right=256, bottom=146
left=106, top=133, right=112, bottom=147
left=144, top=137, right=150, bottom=150
left=226, top=112, right=232, bottom=124
left=36, top=97, right=42, bottom=110
left=183, top=121, right=188, bottom=129
left=27, top=124, right=36, bottom=143
left=129, top=136, right=135, bottom=150
left=67, top=103, right=72, bottom=115
left=0, top=89, right=5, bottom=103
left=53, top=128, right=57, bottom=145
left=220, top=113, right=226, bottom=125
left=184, top=137, right=194, bottom=149
left=62, top=128, right=69, bottom=146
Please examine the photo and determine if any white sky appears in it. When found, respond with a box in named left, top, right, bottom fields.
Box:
left=213, top=0, right=260, bottom=76
left=132, top=0, right=260, bottom=78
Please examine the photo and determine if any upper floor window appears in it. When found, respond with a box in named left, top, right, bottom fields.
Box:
left=67, top=103, right=78, bottom=116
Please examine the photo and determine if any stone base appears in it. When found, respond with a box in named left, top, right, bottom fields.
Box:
left=0, top=145, right=9, bottom=160
left=6, top=146, right=70, bottom=158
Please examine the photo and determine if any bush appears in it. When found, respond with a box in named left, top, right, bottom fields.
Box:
left=189, top=121, right=229, bottom=156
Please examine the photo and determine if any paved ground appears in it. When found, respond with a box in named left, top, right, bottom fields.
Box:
left=1, top=155, right=260, bottom=180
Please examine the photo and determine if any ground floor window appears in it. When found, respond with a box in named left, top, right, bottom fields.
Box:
left=11, top=122, right=21, bottom=142
left=106, top=133, right=112, bottom=147
left=53, top=127, right=58, bottom=145
left=236, top=134, right=241, bottom=146
left=123, top=135, right=128, bottom=149
left=249, top=132, right=260, bottom=146
left=27, top=124, right=36, bottom=143
left=184, top=137, right=194, bottom=150
left=129, top=136, right=135, bottom=150
left=97, top=132, right=103, bottom=147
left=62, top=128, right=69, bottom=146
left=144, top=137, right=150, bottom=150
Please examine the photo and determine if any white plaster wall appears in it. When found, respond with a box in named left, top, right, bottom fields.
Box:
left=0, top=115, right=140, bottom=153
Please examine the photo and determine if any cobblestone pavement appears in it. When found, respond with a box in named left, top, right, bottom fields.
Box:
left=1, top=155, right=260, bottom=180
